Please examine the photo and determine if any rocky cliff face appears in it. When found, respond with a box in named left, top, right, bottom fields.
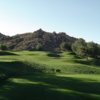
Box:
left=0, top=29, right=76, bottom=51
left=0, top=33, right=9, bottom=40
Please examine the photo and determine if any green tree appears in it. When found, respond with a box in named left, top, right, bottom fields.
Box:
left=60, top=42, right=66, bottom=51
left=87, top=42, right=99, bottom=58
left=0, top=44, right=8, bottom=51
left=36, top=43, right=43, bottom=51
left=60, top=42, right=71, bottom=51
left=97, top=44, right=100, bottom=57
left=71, top=39, right=87, bottom=58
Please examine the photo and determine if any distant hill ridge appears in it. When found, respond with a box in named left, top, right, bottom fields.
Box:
left=0, top=29, right=76, bottom=51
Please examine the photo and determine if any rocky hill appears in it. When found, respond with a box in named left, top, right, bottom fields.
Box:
left=0, top=29, right=76, bottom=51
left=0, top=33, right=9, bottom=40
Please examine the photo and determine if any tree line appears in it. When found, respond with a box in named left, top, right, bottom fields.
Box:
left=71, top=38, right=100, bottom=59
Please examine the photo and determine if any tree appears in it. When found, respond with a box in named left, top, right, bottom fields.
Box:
left=60, top=42, right=66, bottom=51
left=97, top=44, right=100, bottom=57
left=60, top=42, right=71, bottom=51
left=71, top=39, right=87, bottom=58
left=0, top=44, right=8, bottom=51
left=87, top=42, right=99, bottom=58
left=35, top=43, right=43, bottom=51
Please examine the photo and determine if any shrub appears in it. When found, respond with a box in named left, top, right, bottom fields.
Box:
left=0, top=45, right=8, bottom=51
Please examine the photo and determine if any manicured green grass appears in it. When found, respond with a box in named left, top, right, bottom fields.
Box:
left=0, top=51, right=100, bottom=100
left=12, top=51, right=100, bottom=74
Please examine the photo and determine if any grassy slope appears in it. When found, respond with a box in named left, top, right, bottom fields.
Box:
left=0, top=51, right=100, bottom=100
left=2, top=51, right=99, bottom=74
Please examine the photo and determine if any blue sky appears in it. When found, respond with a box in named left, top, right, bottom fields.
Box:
left=0, top=0, right=100, bottom=43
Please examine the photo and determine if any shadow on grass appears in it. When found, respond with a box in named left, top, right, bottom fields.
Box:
left=75, top=59, right=100, bottom=67
left=47, top=52, right=61, bottom=58
left=0, top=60, right=48, bottom=91
left=66, top=52, right=81, bottom=59
left=0, top=51, right=18, bottom=56
left=0, top=74, right=100, bottom=100
left=0, top=61, right=47, bottom=79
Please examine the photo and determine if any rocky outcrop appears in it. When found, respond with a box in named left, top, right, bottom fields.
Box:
left=0, top=29, right=76, bottom=51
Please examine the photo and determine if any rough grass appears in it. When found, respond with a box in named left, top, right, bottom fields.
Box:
left=0, top=51, right=100, bottom=100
